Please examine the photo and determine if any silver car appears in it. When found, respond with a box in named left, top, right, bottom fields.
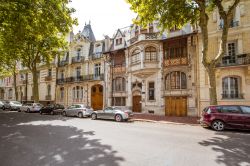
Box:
left=91, top=107, right=133, bottom=122
left=3, top=101, right=22, bottom=111
left=20, top=103, right=43, bottom=113
left=62, top=104, right=94, bottom=118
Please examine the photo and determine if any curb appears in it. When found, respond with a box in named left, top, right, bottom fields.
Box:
left=131, top=118, right=200, bottom=126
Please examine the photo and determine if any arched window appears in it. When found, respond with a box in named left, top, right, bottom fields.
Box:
left=165, top=71, right=187, bottom=90
left=113, top=77, right=126, bottom=92
left=131, top=49, right=140, bottom=64
left=145, top=46, right=157, bottom=61
left=222, top=76, right=241, bottom=99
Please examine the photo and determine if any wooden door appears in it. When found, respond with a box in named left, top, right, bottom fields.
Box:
left=91, top=85, right=103, bottom=110
left=165, top=96, right=187, bottom=116
left=133, top=96, right=141, bottom=112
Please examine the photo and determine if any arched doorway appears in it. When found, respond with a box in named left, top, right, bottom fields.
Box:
left=91, top=84, right=103, bottom=110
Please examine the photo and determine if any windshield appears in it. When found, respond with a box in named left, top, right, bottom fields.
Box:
left=11, top=101, right=21, bottom=105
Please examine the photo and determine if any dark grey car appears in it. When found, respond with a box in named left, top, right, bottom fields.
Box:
left=91, top=107, right=133, bottom=122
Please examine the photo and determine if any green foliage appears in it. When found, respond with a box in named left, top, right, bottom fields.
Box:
left=127, top=0, right=201, bottom=31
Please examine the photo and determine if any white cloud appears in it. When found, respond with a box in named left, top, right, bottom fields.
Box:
left=69, top=0, right=137, bottom=40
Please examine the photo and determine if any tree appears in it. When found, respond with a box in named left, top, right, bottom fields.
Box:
left=127, top=0, right=240, bottom=105
left=0, top=0, right=77, bottom=102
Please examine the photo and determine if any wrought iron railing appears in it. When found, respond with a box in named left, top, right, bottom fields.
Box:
left=217, top=53, right=250, bottom=67
left=71, top=56, right=84, bottom=64
left=222, top=93, right=244, bottom=99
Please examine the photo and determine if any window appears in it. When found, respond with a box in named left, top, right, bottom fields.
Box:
left=116, top=38, right=122, bottom=45
left=145, top=46, right=157, bottom=61
left=227, top=42, right=237, bottom=57
left=222, top=77, right=241, bottom=99
left=94, top=63, right=101, bottom=77
left=48, top=69, right=52, bottom=77
left=47, top=84, right=51, bottom=96
left=76, top=67, right=81, bottom=78
left=131, top=49, right=140, bottom=64
left=72, top=86, right=83, bottom=100
left=240, top=106, right=250, bottom=114
left=148, top=82, right=155, bottom=100
left=165, top=71, right=187, bottom=90
left=77, top=49, right=81, bottom=59
left=60, top=71, right=64, bottom=79
left=221, top=106, right=241, bottom=114
left=113, top=77, right=126, bottom=92
left=60, top=87, right=64, bottom=100
left=112, top=97, right=126, bottom=106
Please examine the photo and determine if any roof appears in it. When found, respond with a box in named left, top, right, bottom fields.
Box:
left=82, top=23, right=96, bottom=42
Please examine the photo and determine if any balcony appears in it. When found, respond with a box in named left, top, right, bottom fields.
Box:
left=112, top=64, right=126, bottom=74
left=58, top=60, right=69, bottom=67
left=222, top=93, right=244, bottom=99
left=90, top=53, right=103, bottom=60
left=19, top=80, right=27, bottom=85
left=164, top=57, right=188, bottom=67
left=219, top=20, right=239, bottom=29
left=217, top=54, right=250, bottom=67
left=71, top=56, right=84, bottom=64
left=129, top=33, right=160, bottom=44
left=46, top=95, right=52, bottom=100
left=56, top=78, right=66, bottom=85
left=45, top=76, right=52, bottom=81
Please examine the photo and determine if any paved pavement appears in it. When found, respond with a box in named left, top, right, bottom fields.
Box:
left=0, top=110, right=250, bottom=166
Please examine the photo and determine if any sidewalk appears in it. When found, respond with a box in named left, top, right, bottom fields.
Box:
left=131, top=113, right=200, bottom=125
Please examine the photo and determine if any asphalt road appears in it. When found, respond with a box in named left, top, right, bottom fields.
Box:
left=0, top=111, right=250, bottom=166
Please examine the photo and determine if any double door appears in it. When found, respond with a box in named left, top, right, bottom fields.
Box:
left=165, top=96, right=187, bottom=116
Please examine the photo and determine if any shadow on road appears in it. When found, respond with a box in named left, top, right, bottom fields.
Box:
left=0, top=112, right=124, bottom=166
left=199, top=130, right=250, bottom=166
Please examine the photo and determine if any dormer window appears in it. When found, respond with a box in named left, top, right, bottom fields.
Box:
left=116, top=38, right=122, bottom=45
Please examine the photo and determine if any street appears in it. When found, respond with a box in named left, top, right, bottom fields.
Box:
left=0, top=111, right=250, bottom=166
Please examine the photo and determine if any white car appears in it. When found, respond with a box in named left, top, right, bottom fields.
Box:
left=3, top=101, right=22, bottom=111
left=20, top=103, right=43, bottom=113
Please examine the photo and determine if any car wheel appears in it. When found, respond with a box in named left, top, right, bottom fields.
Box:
left=50, top=111, right=54, bottom=115
left=2, top=106, right=5, bottom=110
left=18, top=108, right=21, bottom=112
left=62, top=111, right=67, bottom=116
left=39, top=111, right=42, bottom=115
left=27, top=108, right=30, bottom=113
left=212, top=120, right=225, bottom=131
left=78, top=112, right=83, bottom=118
left=91, top=113, right=97, bottom=120
left=115, top=114, right=123, bottom=122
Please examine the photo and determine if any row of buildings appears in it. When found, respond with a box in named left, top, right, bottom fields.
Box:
left=1, top=0, right=250, bottom=116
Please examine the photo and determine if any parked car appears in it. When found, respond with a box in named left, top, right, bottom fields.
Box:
left=0, top=100, right=5, bottom=109
left=91, top=106, right=133, bottom=122
left=40, top=104, right=65, bottom=115
left=62, top=104, right=93, bottom=118
left=20, top=103, right=43, bottom=113
left=200, top=105, right=250, bottom=131
left=2, top=101, right=22, bottom=111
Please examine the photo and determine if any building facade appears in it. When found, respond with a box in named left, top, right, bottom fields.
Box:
left=1, top=0, right=249, bottom=116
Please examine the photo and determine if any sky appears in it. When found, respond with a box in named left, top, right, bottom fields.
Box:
left=69, top=0, right=137, bottom=40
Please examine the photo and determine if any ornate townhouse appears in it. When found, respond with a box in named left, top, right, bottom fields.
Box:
left=198, top=0, right=250, bottom=113
left=55, top=23, right=108, bottom=110
left=105, top=21, right=199, bottom=116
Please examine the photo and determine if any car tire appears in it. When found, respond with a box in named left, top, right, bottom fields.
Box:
left=115, top=114, right=123, bottom=122
left=18, top=108, right=21, bottom=112
left=40, top=111, right=42, bottom=115
left=50, top=111, right=54, bottom=115
left=78, top=112, right=83, bottom=118
left=27, top=108, right=30, bottom=113
left=2, top=106, right=5, bottom=110
left=91, top=113, right=97, bottom=120
left=62, top=111, right=67, bottom=116
left=212, top=120, right=225, bottom=131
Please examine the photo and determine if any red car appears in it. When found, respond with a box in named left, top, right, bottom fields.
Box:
left=200, top=105, right=250, bottom=131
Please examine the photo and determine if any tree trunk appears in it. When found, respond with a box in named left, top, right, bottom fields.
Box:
left=32, top=66, right=39, bottom=103
left=207, top=67, right=218, bottom=105
left=13, top=71, right=18, bottom=101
